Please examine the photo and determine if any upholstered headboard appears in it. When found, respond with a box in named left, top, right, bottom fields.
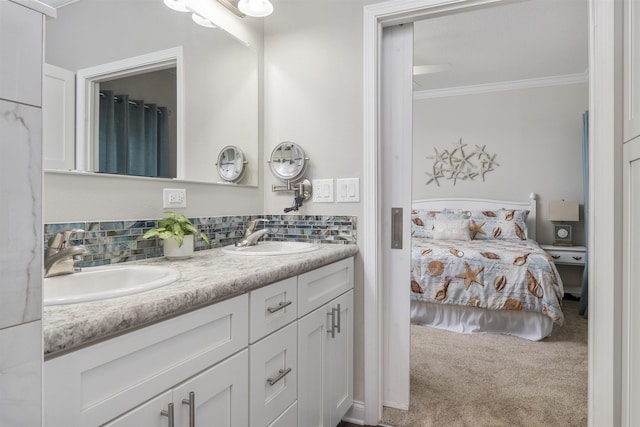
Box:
left=412, top=192, right=537, bottom=241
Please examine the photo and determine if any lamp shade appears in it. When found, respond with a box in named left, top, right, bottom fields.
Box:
left=548, top=201, right=579, bottom=221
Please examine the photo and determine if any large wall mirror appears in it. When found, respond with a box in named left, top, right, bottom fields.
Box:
left=44, top=0, right=259, bottom=186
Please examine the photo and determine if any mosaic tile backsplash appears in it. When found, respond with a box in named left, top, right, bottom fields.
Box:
left=44, top=215, right=357, bottom=268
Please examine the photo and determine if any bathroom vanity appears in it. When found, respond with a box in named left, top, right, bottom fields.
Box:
left=43, top=245, right=356, bottom=427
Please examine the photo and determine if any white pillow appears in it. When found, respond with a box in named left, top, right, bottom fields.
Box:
left=432, top=219, right=471, bottom=240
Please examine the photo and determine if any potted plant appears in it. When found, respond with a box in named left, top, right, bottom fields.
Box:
left=143, top=212, right=209, bottom=259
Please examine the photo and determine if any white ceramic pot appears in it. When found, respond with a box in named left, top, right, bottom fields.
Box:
left=163, top=234, right=194, bottom=259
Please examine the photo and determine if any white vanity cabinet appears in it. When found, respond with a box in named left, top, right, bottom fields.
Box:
left=44, top=295, right=249, bottom=427
left=248, top=257, right=354, bottom=427
left=44, top=256, right=355, bottom=427
left=297, top=260, right=354, bottom=427
left=104, top=351, right=248, bottom=427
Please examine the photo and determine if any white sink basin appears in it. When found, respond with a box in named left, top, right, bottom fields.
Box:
left=222, top=241, right=319, bottom=256
left=44, top=265, right=181, bottom=306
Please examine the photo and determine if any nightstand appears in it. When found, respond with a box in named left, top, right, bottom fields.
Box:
left=540, top=245, right=586, bottom=297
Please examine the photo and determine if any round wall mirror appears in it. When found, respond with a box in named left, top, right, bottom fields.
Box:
left=215, top=146, right=247, bottom=183
left=269, top=142, right=308, bottom=182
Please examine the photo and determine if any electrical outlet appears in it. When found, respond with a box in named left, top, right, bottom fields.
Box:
left=163, top=188, right=186, bottom=208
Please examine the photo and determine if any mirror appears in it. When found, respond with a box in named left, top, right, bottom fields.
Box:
left=44, top=0, right=259, bottom=186
left=216, top=145, right=247, bottom=183
left=268, top=142, right=308, bottom=183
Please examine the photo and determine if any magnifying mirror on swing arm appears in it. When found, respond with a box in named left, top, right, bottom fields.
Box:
left=268, top=142, right=311, bottom=212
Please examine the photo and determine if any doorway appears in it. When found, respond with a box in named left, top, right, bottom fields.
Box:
left=362, top=0, right=621, bottom=425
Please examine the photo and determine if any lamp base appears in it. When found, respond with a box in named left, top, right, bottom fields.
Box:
left=552, top=224, right=573, bottom=246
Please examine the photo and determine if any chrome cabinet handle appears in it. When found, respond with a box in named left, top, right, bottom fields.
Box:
left=267, top=368, right=292, bottom=386
left=335, top=304, right=341, bottom=334
left=327, top=310, right=336, bottom=338
left=267, top=300, right=292, bottom=314
left=182, top=392, right=195, bottom=427
left=160, top=403, right=174, bottom=427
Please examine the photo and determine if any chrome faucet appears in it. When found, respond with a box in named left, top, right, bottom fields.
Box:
left=44, top=229, right=86, bottom=278
left=235, top=219, right=270, bottom=247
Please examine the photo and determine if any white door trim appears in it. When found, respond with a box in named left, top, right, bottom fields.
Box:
left=362, top=1, right=620, bottom=426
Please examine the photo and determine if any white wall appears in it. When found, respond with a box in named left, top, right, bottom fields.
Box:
left=413, top=83, right=589, bottom=245
left=264, top=0, right=369, bottom=403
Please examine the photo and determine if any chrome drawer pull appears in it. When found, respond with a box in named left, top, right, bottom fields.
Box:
left=160, top=403, right=175, bottom=427
left=573, top=256, right=583, bottom=261
left=182, top=391, right=195, bottom=427
left=335, top=304, right=341, bottom=334
left=267, top=367, right=292, bottom=386
left=327, top=310, right=336, bottom=338
left=267, top=300, right=292, bottom=314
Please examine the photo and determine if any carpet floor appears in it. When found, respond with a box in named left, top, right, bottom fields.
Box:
left=381, top=299, right=588, bottom=427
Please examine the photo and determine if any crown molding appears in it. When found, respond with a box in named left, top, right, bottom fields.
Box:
left=414, top=70, right=589, bottom=100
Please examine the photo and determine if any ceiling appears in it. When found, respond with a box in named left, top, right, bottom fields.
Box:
left=40, top=0, right=588, bottom=92
left=412, top=0, right=589, bottom=91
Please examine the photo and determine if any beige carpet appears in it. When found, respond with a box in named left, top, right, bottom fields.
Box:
left=381, top=299, right=588, bottom=427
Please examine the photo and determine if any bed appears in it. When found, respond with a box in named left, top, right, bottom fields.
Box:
left=410, top=193, right=565, bottom=341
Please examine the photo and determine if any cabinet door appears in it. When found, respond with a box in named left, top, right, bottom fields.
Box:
left=327, top=290, right=354, bottom=427
left=173, top=350, right=248, bottom=427
left=43, top=64, right=76, bottom=170
left=298, top=290, right=353, bottom=427
left=102, top=390, right=173, bottom=427
left=0, top=1, right=42, bottom=106
left=298, top=299, right=331, bottom=427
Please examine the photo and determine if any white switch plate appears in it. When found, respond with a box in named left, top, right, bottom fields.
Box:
left=312, top=179, right=334, bottom=203
left=336, top=178, right=359, bottom=202
left=163, top=188, right=186, bottom=208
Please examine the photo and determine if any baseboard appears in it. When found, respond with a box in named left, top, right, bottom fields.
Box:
left=383, top=399, right=409, bottom=411
left=342, top=401, right=366, bottom=425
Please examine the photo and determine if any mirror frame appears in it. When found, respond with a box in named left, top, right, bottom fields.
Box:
left=76, top=47, right=184, bottom=177
left=268, top=141, right=308, bottom=183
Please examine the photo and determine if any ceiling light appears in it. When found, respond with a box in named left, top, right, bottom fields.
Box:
left=163, top=0, right=189, bottom=13
left=192, top=13, right=216, bottom=28
left=237, top=0, right=273, bottom=17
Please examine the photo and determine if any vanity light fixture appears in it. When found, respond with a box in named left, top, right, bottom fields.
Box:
left=192, top=13, right=216, bottom=28
left=163, top=0, right=189, bottom=12
left=237, top=0, right=274, bottom=17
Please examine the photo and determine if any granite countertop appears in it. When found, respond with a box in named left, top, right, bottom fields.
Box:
left=43, top=244, right=358, bottom=358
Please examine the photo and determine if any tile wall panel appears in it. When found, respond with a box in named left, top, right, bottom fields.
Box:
left=0, top=100, right=42, bottom=329
left=45, top=215, right=357, bottom=268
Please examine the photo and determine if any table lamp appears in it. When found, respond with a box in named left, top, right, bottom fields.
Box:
left=548, top=200, right=580, bottom=246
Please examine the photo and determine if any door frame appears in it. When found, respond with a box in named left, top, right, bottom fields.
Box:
left=362, top=0, right=622, bottom=425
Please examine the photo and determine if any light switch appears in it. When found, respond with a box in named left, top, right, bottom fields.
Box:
left=336, top=178, right=359, bottom=202
left=312, top=179, right=334, bottom=203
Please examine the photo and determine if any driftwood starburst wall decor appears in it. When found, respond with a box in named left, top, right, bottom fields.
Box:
left=425, top=138, right=499, bottom=186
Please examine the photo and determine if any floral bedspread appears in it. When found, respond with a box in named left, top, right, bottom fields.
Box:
left=410, top=238, right=564, bottom=325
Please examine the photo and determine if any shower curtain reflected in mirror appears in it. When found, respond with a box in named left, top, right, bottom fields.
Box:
left=98, top=90, right=169, bottom=177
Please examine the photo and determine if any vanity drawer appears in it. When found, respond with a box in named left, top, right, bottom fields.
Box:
left=249, top=322, right=297, bottom=427
left=298, top=257, right=353, bottom=316
left=250, top=277, right=297, bottom=343
left=44, top=294, right=248, bottom=427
